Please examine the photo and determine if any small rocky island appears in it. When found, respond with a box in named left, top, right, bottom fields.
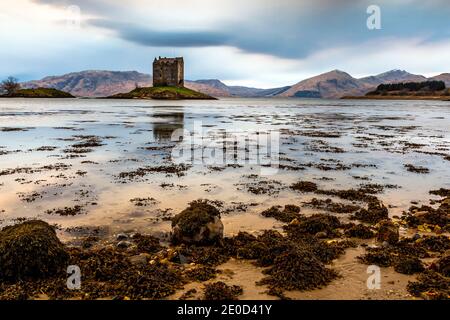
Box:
left=1, top=88, right=75, bottom=98
left=0, top=77, right=74, bottom=98
left=108, top=86, right=216, bottom=100
left=108, top=57, right=216, bottom=100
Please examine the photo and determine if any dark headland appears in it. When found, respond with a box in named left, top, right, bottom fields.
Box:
left=343, top=80, right=450, bottom=101
left=0, top=87, right=74, bottom=98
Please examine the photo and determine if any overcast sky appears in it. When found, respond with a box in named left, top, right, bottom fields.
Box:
left=1, top=0, right=449, bottom=87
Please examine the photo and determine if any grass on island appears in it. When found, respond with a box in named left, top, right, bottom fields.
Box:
left=1, top=88, right=74, bottom=98
left=108, top=86, right=216, bottom=100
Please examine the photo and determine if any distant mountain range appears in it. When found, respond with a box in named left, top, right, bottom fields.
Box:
left=22, top=71, right=290, bottom=98
left=22, top=69, right=449, bottom=99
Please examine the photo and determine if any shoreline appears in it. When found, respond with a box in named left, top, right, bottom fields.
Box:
left=1, top=187, right=449, bottom=300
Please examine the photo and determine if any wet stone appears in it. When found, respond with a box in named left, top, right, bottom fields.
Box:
left=116, top=233, right=128, bottom=241
left=376, top=220, right=399, bottom=245
left=117, top=241, right=132, bottom=249
left=171, top=200, right=223, bottom=245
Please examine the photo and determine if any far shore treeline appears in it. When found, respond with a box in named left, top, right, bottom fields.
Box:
left=375, top=81, right=446, bottom=92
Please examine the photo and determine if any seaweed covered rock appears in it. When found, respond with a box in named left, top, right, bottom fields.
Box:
left=203, top=281, right=243, bottom=300
left=394, top=256, right=424, bottom=275
left=344, top=223, right=375, bottom=239
left=416, top=235, right=450, bottom=253
left=68, top=247, right=184, bottom=299
left=359, top=240, right=427, bottom=275
left=403, top=203, right=450, bottom=231
left=0, top=220, right=68, bottom=282
left=395, top=238, right=429, bottom=258
left=233, top=230, right=295, bottom=267
left=407, top=270, right=450, bottom=300
left=226, top=229, right=351, bottom=267
left=304, top=238, right=357, bottom=264
left=290, top=181, right=318, bottom=192
left=358, top=247, right=394, bottom=267
left=175, top=244, right=230, bottom=266
left=171, top=200, right=223, bottom=245
left=353, top=201, right=389, bottom=224
left=284, top=214, right=341, bottom=238
left=432, top=255, right=450, bottom=277
left=131, top=233, right=162, bottom=254
left=258, top=248, right=338, bottom=292
left=261, top=205, right=301, bottom=223
left=376, top=220, right=399, bottom=245
left=304, top=198, right=361, bottom=214
left=184, top=265, right=218, bottom=282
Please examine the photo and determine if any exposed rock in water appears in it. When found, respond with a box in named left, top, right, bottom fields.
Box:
left=404, top=164, right=430, bottom=174
left=376, top=220, right=399, bottom=245
left=0, top=220, right=68, bottom=282
left=429, top=188, right=450, bottom=198
left=171, top=200, right=224, bottom=245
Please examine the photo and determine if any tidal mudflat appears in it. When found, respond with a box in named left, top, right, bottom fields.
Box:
left=0, top=98, right=449, bottom=300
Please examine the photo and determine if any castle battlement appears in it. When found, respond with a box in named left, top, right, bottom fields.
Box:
left=153, top=57, right=184, bottom=87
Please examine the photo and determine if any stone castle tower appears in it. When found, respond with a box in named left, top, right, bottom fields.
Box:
left=153, top=57, right=184, bottom=87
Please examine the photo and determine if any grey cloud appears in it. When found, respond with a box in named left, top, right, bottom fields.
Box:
left=32, top=0, right=450, bottom=60
left=89, top=19, right=231, bottom=47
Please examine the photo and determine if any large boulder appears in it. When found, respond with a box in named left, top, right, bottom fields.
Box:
left=171, top=200, right=223, bottom=245
left=376, top=220, right=399, bottom=245
left=0, top=220, right=69, bottom=282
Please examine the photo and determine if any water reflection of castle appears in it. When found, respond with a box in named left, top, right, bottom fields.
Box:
left=152, top=112, right=184, bottom=142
